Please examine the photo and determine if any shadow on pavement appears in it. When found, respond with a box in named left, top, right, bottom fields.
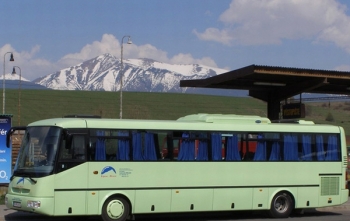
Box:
left=2, top=209, right=343, bottom=221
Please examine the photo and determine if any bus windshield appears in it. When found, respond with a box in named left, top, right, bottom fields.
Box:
left=13, top=126, right=62, bottom=178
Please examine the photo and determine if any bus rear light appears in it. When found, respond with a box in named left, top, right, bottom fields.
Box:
left=27, top=200, right=41, bottom=208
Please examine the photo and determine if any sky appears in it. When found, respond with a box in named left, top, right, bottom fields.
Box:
left=2, top=0, right=350, bottom=81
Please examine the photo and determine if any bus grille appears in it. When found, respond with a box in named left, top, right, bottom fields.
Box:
left=12, top=187, right=30, bottom=194
left=321, top=177, right=339, bottom=196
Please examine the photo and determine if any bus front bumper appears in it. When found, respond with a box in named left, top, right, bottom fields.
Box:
left=5, top=193, right=54, bottom=216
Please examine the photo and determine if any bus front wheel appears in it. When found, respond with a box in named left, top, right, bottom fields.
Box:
left=269, top=192, right=294, bottom=218
left=102, top=196, right=130, bottom=221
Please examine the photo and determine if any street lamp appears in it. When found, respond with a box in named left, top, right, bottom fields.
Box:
left=12, top=66, right=21, bottom=125
left=119, top=35, right=132, bottom=119
left=2, top=52, right=14, bottom=114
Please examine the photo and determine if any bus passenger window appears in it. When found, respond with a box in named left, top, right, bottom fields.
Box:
left=72, top=136, right=86, bottom=160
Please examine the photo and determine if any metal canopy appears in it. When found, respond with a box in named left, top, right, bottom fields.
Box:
left=180, top=65, right=350, bottom=120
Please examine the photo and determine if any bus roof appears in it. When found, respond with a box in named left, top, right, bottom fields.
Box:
left=177, top=113, right=271, bottom=124
left=27, top=114, right=343, bottom=134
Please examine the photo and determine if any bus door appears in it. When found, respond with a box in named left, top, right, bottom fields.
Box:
left=54, top=133, right=89, bottom=216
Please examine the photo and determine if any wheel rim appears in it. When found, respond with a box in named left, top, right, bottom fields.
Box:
left=106, top=199, right=125, bottom=220
left=273, top=195, right=289, bottom=213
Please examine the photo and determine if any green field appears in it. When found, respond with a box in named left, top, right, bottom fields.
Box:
left=5, top=89, right=350, bottom=137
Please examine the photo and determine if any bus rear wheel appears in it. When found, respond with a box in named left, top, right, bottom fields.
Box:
left=102, top=196, right=130, bottom=221
left=269, top=192, right=294, bottom=218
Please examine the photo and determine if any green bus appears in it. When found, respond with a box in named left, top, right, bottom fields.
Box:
left=5, top=114, right=349, bottom=221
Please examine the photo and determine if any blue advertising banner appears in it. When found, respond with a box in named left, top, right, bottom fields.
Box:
left=0, top=116, right=12, bottom=184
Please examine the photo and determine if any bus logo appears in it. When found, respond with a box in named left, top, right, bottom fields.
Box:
left=101, top=166, right=117, bottom=178
left=16, top=177, right=25, bottom=185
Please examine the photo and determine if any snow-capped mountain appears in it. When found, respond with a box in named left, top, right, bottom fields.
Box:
left=1, top=73, right=48, bottom=90
left=33, top=53, right=247, bottom=96
left=4, top=73, right=31, bottom=81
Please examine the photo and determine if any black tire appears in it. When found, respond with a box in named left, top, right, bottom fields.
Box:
left=269, top=192, right=294, bottom=218
left=101, top=196, right=130, bottom=221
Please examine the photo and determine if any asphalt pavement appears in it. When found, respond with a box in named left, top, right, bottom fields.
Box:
left=1, top=199, right=350, bottom=221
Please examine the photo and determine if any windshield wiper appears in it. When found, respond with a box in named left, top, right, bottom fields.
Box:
left=10, top=171, right=26, bottom=181
left=28, top=177, right=37, bottom=184
left=10, top=172, right=37, bottom=184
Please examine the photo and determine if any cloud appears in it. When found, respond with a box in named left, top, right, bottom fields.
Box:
left=132, top=44, right=219, bottom=68
left=59, top=34, right=219, bottom=68
left=334, top=64, right=350, bottom=71
left=193, top=28, right=232, bottom=45
left=194, top=0, right=350, bottom=52
left=170, top=53, right=218, bottom=68
left=135, top=44, right=169, bottom=62
left=58, top=34, right=120, bottom=67
left=2, top=34, right=219, bottom=80
left=0, top=44, right=57, bottom=81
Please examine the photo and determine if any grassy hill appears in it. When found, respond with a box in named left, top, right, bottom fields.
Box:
left=5, top=89, right=350, bottom=137
left=5, top=89, right=267, bottom=124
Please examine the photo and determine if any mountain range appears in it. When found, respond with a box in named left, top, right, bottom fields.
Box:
left=31, top=53, right=247, bottom=96
left=3, top=54, right=345, bottom=99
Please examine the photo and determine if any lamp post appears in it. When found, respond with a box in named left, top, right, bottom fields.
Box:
left=119, top=35, right=132, bottom=119
left=12, top=66, right=21, bottom=126
left=2, top=52, right=15, bottom=114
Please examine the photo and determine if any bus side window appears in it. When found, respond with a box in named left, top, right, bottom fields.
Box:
left=72, top=135, right=86, bottom=160
left=166, top=135, right=173, bottom=160
left=241, top=134, right=257, bottom=161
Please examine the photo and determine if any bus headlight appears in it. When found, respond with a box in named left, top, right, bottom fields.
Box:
left=5, top=196, right=8, bottom=205
left=27, top=200, right=41, bottom=208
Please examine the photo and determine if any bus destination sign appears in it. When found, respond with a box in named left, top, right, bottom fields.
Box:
left=282, top=103, right=305, bottom=119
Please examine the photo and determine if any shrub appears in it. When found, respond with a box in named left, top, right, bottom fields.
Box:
left=325, top=112, right=334, bottom=122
